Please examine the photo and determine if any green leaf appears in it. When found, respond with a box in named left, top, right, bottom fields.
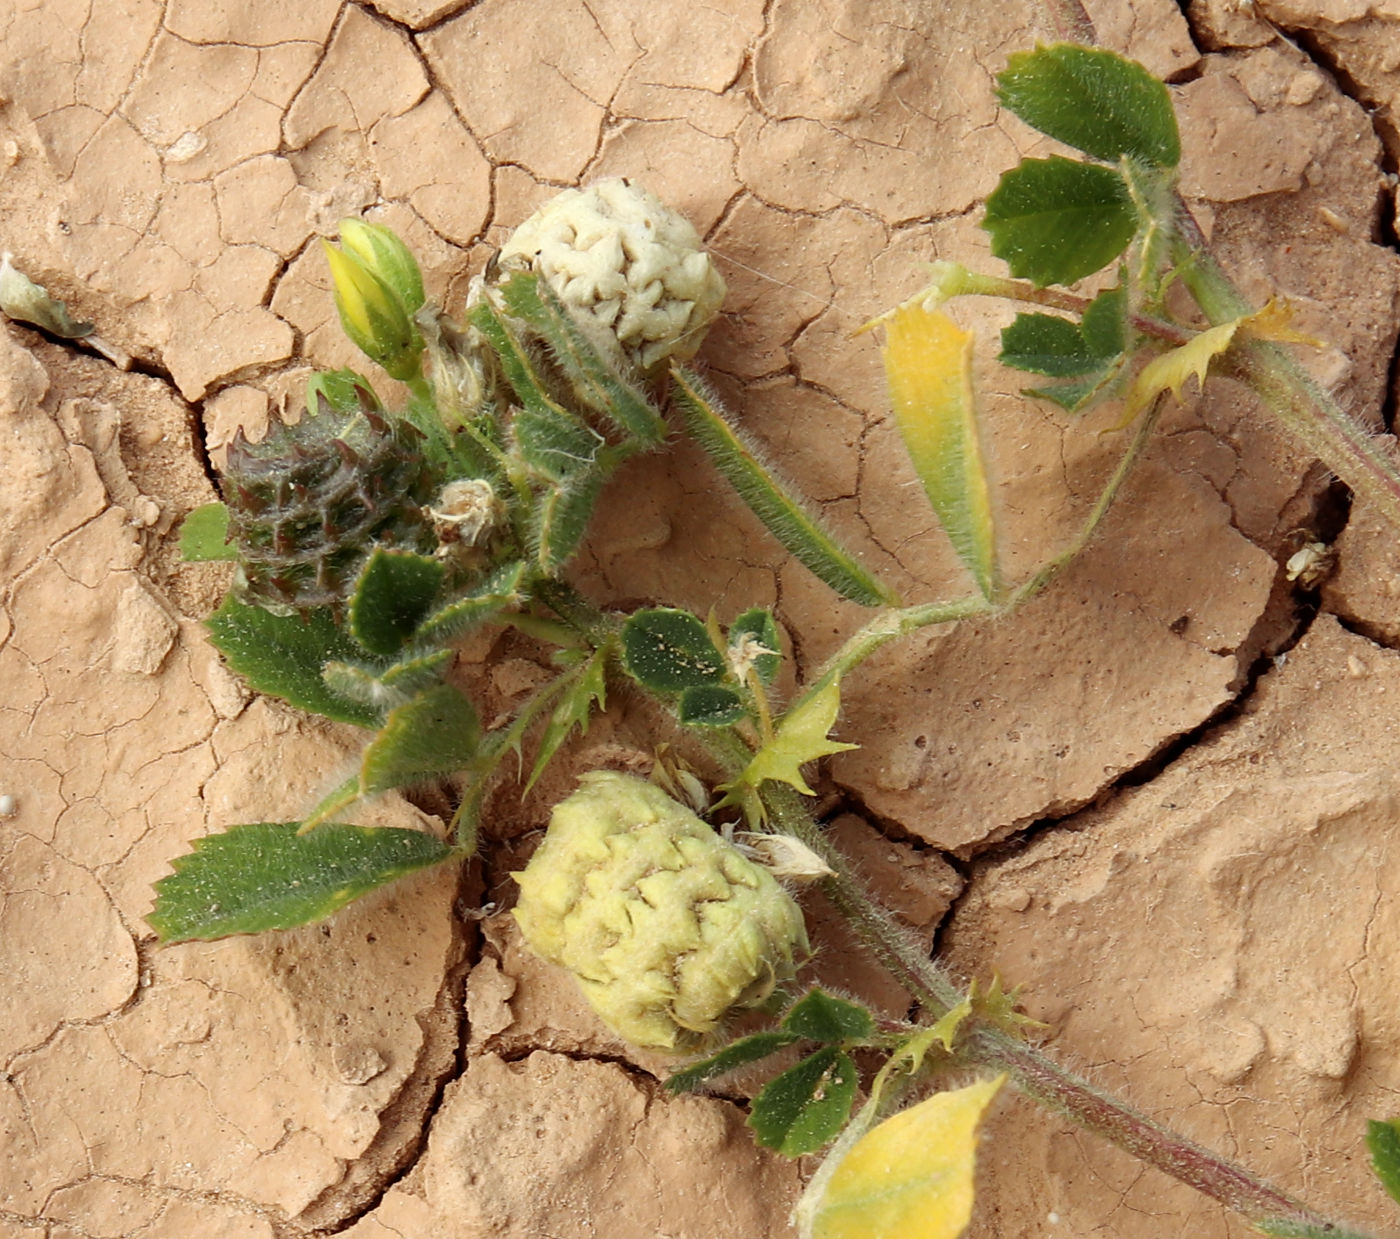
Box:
left=622, top=607, right=726, bottom=691
left=205, top=596, right=381, bottom=727
left=1081, top=284, right=1128, bottom=355
left=1000, top=289, right=1126, bottom=380
left=526, top=643, right=610, bottom=791
left=515, top=402, right=604, bottom=481
left=730, top=608, right=782, bottom=685
left=783, top=989, right=876, bottom=1044
left=984, top=156, right=1136, bottom=287
left=360, top=683, right=481, bottom=794
left=804, top=1076, right=1005, bottom=1239
left=414, top=560, right=528, bottom=647
left=497, top=272, right=668, bottom=446
left=1001, top=313, right=1100, bottom=376
left=880, top=304, right=1001, bottom=602
left=321, top=646, right=455, bottom=709
left=665, top=1031, right=800, bottom=1094
left=531, top=470, right=605, bottom=575
left=997, top=43, right=1180, bottom=170
left=1366, top=1119, right=1400, bottom=1206
left=348, top=548, right=445, bottom=657
left=735, top=676, right=858, bottom=797
left=679, top=683, right=746, bottom=727
left=750, top=1046, right=859, bottom=1156
left=148, top=821, right=455, bottom=941
left=672, top=368, right=898, bottom=608
left=179, top=503, right=236, bottom=562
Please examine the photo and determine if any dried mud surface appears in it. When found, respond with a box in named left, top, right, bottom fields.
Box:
left=5, top=1, right=1400, bottom=1236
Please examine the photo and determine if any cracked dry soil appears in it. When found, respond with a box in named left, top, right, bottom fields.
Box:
left=6, top=1, right=1400, bottom=1236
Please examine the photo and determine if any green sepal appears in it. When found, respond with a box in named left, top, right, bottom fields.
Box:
left=349, top=548, right=446, bottom=657
left=525, top=642, right=610, bottom=792
left=468, top=296, right=563, bottom=421
left=497, top=272, right=667, bottom=446
left=179, top=502, right=236, bottom=562
left=984, top=156, right=1136, bottom=287
left=148, top=822, right=455, bottom=942
left=321, top=646, right=455, bottom=708
left=679, top=684, right=746, bottom=727
left=672, top=367, right=897, bottom=607
left=664, top=1031, right=800, bottom=1094
left=730, top=608, right=782, bottom=685
left=781, top=988, right=876, bottom=1043
left=360, top=682, right=481, bottom=794
left=1367, top=1119, right=1400, bottom=1206
left=414, top=560, right=528, bottom=647
left=515, top=402, right=604, bottom=481
left=531, top=471, right=605, bottom=576
left=749, top=1046, right=859, bottom=1156
left=622, top=607, right=726, bottom=691
left=205, top=596, right=381, bottom=728
left=997, top=43, right=1180, bottom=170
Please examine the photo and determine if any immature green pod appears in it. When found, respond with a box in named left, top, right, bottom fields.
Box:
left=513, top=771, right=810, bottom=1050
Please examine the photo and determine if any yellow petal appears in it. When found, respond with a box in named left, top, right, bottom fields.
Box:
left=809, top=1075, right=1005, bottom=1239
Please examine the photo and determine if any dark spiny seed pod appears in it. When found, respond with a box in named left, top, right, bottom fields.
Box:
left=221, top=384, right=434, bottom=615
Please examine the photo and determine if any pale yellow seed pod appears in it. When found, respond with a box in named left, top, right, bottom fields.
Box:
left=513, top=771, right=810, bottom=1050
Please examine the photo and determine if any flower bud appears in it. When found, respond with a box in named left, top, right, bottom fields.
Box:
left=497, top=178, right=727, bottom=373
left=513, top=771, right=809, bottom=1050
left=336, top=218, right=426, bottom=316
left=323, top=232, right=423, bottom=382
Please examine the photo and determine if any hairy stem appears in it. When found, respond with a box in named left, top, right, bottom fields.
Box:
left=751, top=776, right=1378, bottom=1237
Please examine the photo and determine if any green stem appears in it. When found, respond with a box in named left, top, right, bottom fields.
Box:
left=1172, top=201, right=1400, bottom=533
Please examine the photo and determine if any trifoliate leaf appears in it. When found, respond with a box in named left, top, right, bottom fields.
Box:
left=750, top=1047, right=860, bottom=1156
left=205, top=596, right=381, bottom=728
left=984, top=156, right=1136, bottom=287
left=735, top=677, right=858, bottom=797
left=623, top=607, right=726, bottom=691
left=881, top=303, right=1000, bottom=601
left=148, top=822, right=455, bottom=941
left=782, top=989, right=876, bottom=1044
left=997, top=44, right=1180, bottom=169
left=179, top=503, right=236, bottom=562
left=805, top=1076, right=1006, bottom=1239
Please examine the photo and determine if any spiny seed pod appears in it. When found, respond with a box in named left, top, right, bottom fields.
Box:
left=497, top=178, right=727, bottom=373
left=221, top=383, right=433, bottom=614
left=513, top=771, right=810, bottom=1050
